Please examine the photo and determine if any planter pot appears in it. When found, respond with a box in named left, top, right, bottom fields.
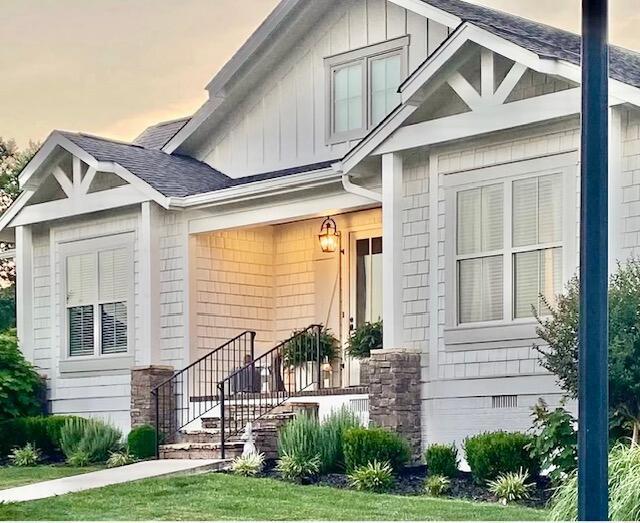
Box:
left=284, top=362, right=320, bottom=392
left=359, top=358, right=370, bottom=386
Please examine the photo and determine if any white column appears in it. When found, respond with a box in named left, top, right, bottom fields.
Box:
left=608, top=105, right=623, bottom=272
left=15, top=225, right=33, bottom=362
left=382, top=152, right=404, bottom=349
left=139, top=201, right=161, bottom=366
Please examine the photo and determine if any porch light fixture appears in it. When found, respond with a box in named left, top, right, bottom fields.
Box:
left=318, top=216, right=340, bottom=253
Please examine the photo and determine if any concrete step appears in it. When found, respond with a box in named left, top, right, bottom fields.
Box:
left=159, top=441, right=243, bottom=460
left=174, top=429, right=221, bottom=444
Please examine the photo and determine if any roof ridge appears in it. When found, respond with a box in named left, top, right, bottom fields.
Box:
left=59, top=130, right=148, bottom=150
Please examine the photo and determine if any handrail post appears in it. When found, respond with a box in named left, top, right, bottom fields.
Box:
left=153, top=389, right=159, bottom=459
left=250, top=331, right=256, bottom=361
left=219, top=382, right=226, bottom=459
left=316, top=325, right=322, bottom=388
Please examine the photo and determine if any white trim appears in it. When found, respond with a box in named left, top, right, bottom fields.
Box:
left=609, top=106, right=623, bottom=271
left=52, top=167, right=74, bottom=197
left=387, top=0, right=461, bottom=28
left=428, top=150, right=440, bottom=381
left=138, top=202, right=161, bottom=366
left=16, top=225, right=33, bottom=363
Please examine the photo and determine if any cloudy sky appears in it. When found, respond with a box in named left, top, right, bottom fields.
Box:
left=1, top=0, right=638, bottom=147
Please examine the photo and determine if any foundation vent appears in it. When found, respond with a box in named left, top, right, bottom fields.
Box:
left=348, top=397, right=370, bottom=426
left=492, top=395, right=518, bottom=409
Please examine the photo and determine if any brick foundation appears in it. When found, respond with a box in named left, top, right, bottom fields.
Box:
left=368, top=348, right=421, bottom=461
left=130, top=366, right=175, bottom=429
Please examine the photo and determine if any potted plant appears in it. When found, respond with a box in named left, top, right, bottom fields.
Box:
left=282, top=327, right=338, bottom=392
left=345, top=320, right=383, bottom=386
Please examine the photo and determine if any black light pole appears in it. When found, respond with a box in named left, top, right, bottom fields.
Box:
left=579, top=0, right=609, bottom=520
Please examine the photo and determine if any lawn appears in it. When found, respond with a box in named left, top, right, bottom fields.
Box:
left=0, top=465, right=104, bottom=490
left=0, top=472, right=548, bottom=521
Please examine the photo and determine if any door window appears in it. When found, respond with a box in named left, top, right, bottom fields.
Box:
left=355, top=236, right=383, bottom=327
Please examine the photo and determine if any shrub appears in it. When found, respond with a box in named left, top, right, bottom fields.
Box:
left=488, top=469, right=534, bottom=505
left=348, top=460, right=394, bottom=492
left=528, top=398, right=577, bottom=484
left=278, top=413, right=321, bottom=462
left=424, top=475, right=451, bottom=497
left=282, top=327, right=338, bottom=367
left=0, top=415, right=85, bottom=458
left=9, top=443, right=41, bottom=467
left=550, top=444, right=640, bottom=521
left=106, top=450, right=135, bottom=468
left=60, top=417, right=121, bottom=464
left=275, top=452, right=320, bottom=482
left=345, top=321, right=382, bottom=359
left=317, top=408, right=361, bottom=473
left=231, top=452, right=265, bottom=477
left=424, top=443, right=459, bottom=478
left=0, top=329, right=44, bottom=420
left=343, top=427, right=411, bottom=472
left=67, top=450, right=90, bottom=467
left=464, top=431, right=540, bottom=484
left=127, top=424, right=157, bottom=459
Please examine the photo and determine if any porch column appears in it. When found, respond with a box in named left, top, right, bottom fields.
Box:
left=138, top=201, right=162, bottom=366
left=16, top=225, right=33, bottom=362
left=382, top=152, right=404, bottom=348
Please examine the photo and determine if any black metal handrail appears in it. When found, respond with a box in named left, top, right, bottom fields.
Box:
left=151, top=330, right=255, bottom=455
left=217, top=324, right=323, bottom=458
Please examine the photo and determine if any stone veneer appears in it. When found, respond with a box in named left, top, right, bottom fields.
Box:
left=368, top=348, right=421, bottom=460
left=130, top=366, right=175, bottom=429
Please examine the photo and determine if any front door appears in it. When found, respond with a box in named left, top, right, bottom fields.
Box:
left=346, top=231, right=383, bottom=386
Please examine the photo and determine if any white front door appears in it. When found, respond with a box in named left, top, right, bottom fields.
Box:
left=346, top=230, right=383, bottom=386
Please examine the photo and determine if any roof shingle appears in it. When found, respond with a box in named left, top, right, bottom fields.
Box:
left=133, top=117, right=191, bottom=150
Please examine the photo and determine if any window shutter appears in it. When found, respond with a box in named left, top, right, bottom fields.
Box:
left=99, top=248, right=128, bottom=302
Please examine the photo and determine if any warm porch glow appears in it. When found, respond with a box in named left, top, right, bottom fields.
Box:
left=318, top=216, right=340, bottom=253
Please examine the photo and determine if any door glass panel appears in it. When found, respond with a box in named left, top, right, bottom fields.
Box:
left=355, top=236, right=383, bottom=327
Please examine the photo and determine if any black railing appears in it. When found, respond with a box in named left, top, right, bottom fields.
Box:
left=151, top=330, right=255, bottom=454
left=217, top=324, right=322, bottom=458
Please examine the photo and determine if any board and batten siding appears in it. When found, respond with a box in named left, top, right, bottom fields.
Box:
left=195, top=0, right=450, bottom=178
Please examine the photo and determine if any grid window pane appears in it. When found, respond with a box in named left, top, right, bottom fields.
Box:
left=66, top=253, right=96, bottom=305
left=513, top=175, right=562, bottom=247
left=514, top=248, right=562, bottom=318
left=370, top=54, right=401, bottom=125
left=458, top=256, right=503, bottom=323
left=99, top=248, right=128, bottom=302
left=101, top=302, right=127, bottom=354
left=69, top=305, right=94, bottom=357
left=457, top=184, right=503, bottom=255
left=334, top=63, right=363, bottom=133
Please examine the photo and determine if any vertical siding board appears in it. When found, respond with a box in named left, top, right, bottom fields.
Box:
left=348, top=0, right=368, bottom=49
left=386, top=2, right=407, bottom=40
left=296, top=53, right=315, bottom=160
left=427, top=19, right=448, bottom=55
left=367, top=0, right=387, bottom=43
left=407, top=10, right=428, bottom=71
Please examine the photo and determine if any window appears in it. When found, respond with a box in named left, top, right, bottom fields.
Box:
left=65, top=238, right=131, bottom=358
left=326, top=37, right=407, bottom=143
left=455, top=173, right=564, bottom=324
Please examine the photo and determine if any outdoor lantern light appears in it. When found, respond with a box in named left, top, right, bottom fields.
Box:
left=321, top=359, right=333, bottom=388
left=318, top=216, right=340, bottom=253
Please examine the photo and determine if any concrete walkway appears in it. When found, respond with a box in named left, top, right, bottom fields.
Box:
left=0, top=459, right=226, bottom=503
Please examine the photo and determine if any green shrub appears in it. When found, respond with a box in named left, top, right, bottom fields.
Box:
left=0, top=329, right=44, bottom=420
left=424, top=443, right=459, bottom=478
left=550, top=444, right=640, bottom=521
left=67, top=450, right=90, bottom=467
left=528, top=398, right=577, bottom=484
left=345, top=321, right=382, bottom=359
left=282, top=327, right=338, bottom=367
left=60, top=417, right=121, bottom=464
left=106, top=450, right=135, bottom=468
left=231, top=452, right=265, bottom=477
left=424, top=474, right=451, bottom=497
left=317, top=408, right=361, bottom=473
left=0, top=415, right=84, bottom=458
left=127, top=424, right=157, bottom=459
left=9, top=443, right=41, bottom=466
left=275, top=452, right=320, bottom=482
left=278, top=413, right=321, bottom=462
left=464, top=431, right=539, bottom=484
left=347, top=460, right=395, bottom=492
left=343, top=427, right=411, bottom=472
left=487, top=469, right=534, bottom=505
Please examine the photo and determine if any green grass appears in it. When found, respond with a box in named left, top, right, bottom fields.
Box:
left=0, top=464, right=104, bottom=490
left=0, top=472, right=548, bottom=521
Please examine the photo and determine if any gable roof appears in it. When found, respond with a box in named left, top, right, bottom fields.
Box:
left=133, top=117, right=191, bottom=150
left=60, top=132, right=231, bottom=197
left=424, top=0, right=640, bottom=88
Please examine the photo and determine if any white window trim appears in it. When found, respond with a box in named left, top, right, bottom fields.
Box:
left=325, top=36, right=409, bottom=144
left=443, top=151, right=579, bottom=347
left=59, top=233, right=135, bottom=364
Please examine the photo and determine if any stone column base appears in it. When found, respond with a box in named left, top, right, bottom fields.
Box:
left=368, top=348, right=421, bottom=461
left=130, top=365, right=174, bottom=430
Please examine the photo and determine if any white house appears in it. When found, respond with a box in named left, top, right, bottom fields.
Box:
left=3, top=0, right=640, bottom=458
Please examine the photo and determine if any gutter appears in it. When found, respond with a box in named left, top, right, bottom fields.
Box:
left=332, top=162, right=383, bottom=203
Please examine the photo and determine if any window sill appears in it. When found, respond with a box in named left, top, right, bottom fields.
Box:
left=444, top=321, right=540, bottom=351
left=59, top=355, right=134, bottom=374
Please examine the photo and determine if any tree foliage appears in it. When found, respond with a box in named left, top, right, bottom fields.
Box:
left=535, top=259, right=640, bottom=444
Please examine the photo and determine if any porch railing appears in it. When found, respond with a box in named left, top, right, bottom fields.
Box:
left=217, top=324, right=322, bottom=458
left=151, top=330, right=256, bottom=454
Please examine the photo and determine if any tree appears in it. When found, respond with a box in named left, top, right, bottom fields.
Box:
left=535, top=259, right=640, bottom=445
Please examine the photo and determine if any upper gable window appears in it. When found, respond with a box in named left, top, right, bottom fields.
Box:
left=326, top=36, right=408, bottom=144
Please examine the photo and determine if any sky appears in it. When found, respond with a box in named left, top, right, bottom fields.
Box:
left=1, top=0, right=638, bottom=148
